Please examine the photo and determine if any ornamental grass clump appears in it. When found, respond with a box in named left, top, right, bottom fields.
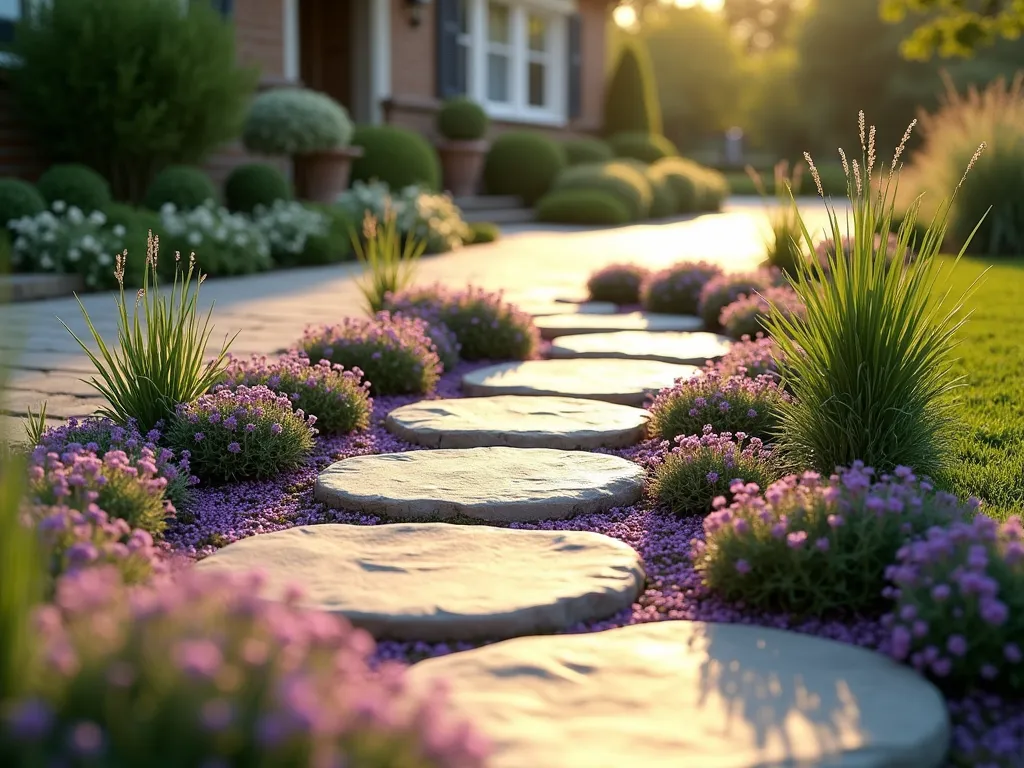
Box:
left=641, top=260, right=724, bottom=315
left=697, top=269, right=783, bottom=330
left=220, top=352, right=372, bottom=435
left=586, top=262, right=650, bottom=305
left=650, top=427, right=778, bottom=517
left=300, top=313, right=442, bottom=396
left=884, top=513, right=1024, bottom=694
left=647, top=369, right=790, bottom=443
left=719, top=285, right=806, bottom=340
left=352, top=209, right=425, bottom=314
left=766, top=111, right=985, bottom=475
left=0, top=567, right=490, bottom=767
left=167, top=385, right=317, bottom=483
left=711, top=333, right=783, bottom=381
left=61, top=233, right=236, bottom=433
left=813, top=232, right=903, bottom=279
left=692, top=463, right=971, bottom=617
left=747, top=161, right=806, bottom=278
left=27, top=447, right=173, bottom=537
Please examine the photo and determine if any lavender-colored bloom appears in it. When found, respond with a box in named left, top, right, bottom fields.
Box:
left=641, top=260, right=724, bottom=315
left=719, top=285, right=806, bottom=341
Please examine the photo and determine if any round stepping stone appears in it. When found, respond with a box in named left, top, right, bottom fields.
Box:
left=462, top=359, right=700, bottom=406
left=549, top=331, right=732, bottom=366
left=194, top=523, right=646, bottom=642
left=385, top=396, right=649, bottom=450
left=408, top=621, right=951, bottom=768
left=314, top=446, right=644, bottom=523
left=518, top=300, right=618, bottom=318
left=534, top=312, right=703, bottom=341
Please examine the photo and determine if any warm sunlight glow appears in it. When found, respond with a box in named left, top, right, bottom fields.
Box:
left=612, top=3, right=638, bottom=28
left=672, top=0, right=724, bottom=10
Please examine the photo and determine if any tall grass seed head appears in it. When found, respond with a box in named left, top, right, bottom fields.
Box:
left=641, top=260, right=724, bottom=315
left=697, top=269, right=783, bottom=330
left=719, top=285, right=806, bottom=340
left=586, top=262, right=651, bottom=305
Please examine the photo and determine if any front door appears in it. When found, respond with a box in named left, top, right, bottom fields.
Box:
left=298, top=0, right=374, bottom=124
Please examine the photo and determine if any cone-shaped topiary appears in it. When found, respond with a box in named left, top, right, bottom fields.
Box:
left=350, top=125, right=442, bottom=191
left=602, top=40, right=662, bottom=137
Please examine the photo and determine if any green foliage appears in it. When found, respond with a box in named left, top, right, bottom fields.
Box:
left=880, top=0, right=1024, bottom=60
left=602, top=39, right=663, bottom=136
left=467, top=221, right=500, bottom=244
left=640, top=164, right=678, bottom=218
left=224, top=163, right=293, bottom=214
left=767, top=112, right=982, bottom=476
left=551, top=161, right=652, bottom=221
left=607, top=132, right=679, bottom=164
left=251, top=200, right=343, bottom=268
left=563, top=137, right=614, bottom=166
left=648, top=157, right=702, bottom=212
left=243, top=88, right=353, bottom=156
left=0, top=178, right=45, bottom=230
left=746, top=162, right=808, bottom=277
left=10, top=0, right=257, bottom=203
left=61, top=234, right=236, bottom=433
left=100, top=202, right=162, bottom=285
left=535, top=189, right=631, bottom=225
left=36, top=164, right=111, bottom=213
left=350, top=125, right=442, bottom=192
left=351, top=210, right=424, bottom=314
left=142, top=165, right=216, bottom=212
left=483, top=131, right=566, bottom=205
left=158, top=200, right=272, bottom=277
left=437, top=97, right=490, bottom=141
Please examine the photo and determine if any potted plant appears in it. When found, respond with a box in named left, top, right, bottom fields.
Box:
left=436, top=97, right=490, bottom=197
left=242, top=88, right=363, bottom=204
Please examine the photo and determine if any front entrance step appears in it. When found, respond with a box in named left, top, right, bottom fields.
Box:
left=454, top=195, right=536, bottom=225
left=454, top=194, right=524, bottom=211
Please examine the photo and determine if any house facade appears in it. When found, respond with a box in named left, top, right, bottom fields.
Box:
left=0, top=0, right=608, bottom=184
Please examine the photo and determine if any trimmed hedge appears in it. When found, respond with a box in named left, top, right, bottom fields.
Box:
left=483, top=131, right=566, bottom=205
left=563, top=137, right=614, bottom=166
left=0, top=178, right=46, bottom=229
left=536, top=189, right=631, bottom=225
left=36, top=164, right=111, bottom=213
left=143, top=166, right=216, bottom=211
left=551, top=161, right=652, bottom=221
left=649, top=157, right=727, bottom=213
left=349, top=125, right=442, bottom=191
left=608, top=132, right=679, bottom=164
left=224, top=163, right=292, bottom=214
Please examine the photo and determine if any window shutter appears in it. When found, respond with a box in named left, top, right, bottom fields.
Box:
left=436, top=0, right=463, bottom=98
left=0, top=21, right=14, bottom=44
left=567, top=14, right=582, bottom=119
left=210, top=0, right=233, bottom=15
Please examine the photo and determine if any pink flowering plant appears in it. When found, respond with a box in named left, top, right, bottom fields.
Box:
left=300, top=313, right=442, bottom=396
left=640, top=260, right=724, bottom=315
left=385, top=284, right=539, bottom=361
left=28, top=446, right=172, bottom=536
left=884, top=514, right=1024, bottom=694
left=0, top=567, right=490, bottom=767
left=650, top=427, right=779, bottom=516
left=586, top=262, right=651, bottom=305
left=166, top=385, right=317, bottom=483
left=719, top=285, right=806, bottom=340
left=647, top=369, right=790, bottom=443
left=697, top=269, right=783, bottom=330
left=710, top=333, right=783, bottom=381
left=219, top=352, right=372, bottom=435
left=692, top=463, right=971, bottom=617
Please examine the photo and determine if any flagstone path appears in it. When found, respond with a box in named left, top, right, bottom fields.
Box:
left=548, top=330, right=733, bottom=365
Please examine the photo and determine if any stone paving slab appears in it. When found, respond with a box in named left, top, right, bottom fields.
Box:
left=548, top=331, right=732, bottom=366
left=535, top=312, right=704, bottom=341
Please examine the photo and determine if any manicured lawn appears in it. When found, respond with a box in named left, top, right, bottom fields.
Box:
left=939, top=256, right=1024, bottom=520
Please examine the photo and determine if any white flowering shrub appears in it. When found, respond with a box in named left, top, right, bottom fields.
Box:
left=250, top=199, right=330, bottom=265
left=159, top=200, right=272, bottom=276
left=337, top=180, right=471, bottom=253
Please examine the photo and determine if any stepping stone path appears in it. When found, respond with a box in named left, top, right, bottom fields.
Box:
left=535, top=312, right=703, bottom=341
left=194, top=523, right=646, bottom=642
left=314, top=446, right=644, bottom=523
left=549, top=331, right=732, bottom=366
left=385, top=395, right=650, bottom=450
left=517, top=300, right=618, bottom=317
left=408, top=621, right=951, bottom=768
left=462, top=359, right=700, bottom=406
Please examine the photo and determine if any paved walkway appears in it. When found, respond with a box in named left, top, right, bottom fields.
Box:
left=0, top=197, right=837, bottom=439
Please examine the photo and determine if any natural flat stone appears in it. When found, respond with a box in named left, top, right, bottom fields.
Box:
left=385, top=395, right=649, bottom=450
left=549, top=331, right=732, bottom=366
left=194, top=523, right=646, bottom=642
left=408, top=621, right=951, bottom=768
left=518, top=300, right=618, bottom=317
left=314, top=447, right=644, bottom=523
left=534, top=312, right=704, bottom=340
left=462, top=359, right=701, bottom=406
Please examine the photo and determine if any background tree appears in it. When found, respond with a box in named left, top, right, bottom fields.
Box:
left=880, top=0, right=1024, bottom=60
left=602, top=39, right=663, bottom=137
left=722, top=0, right=808, bottom=51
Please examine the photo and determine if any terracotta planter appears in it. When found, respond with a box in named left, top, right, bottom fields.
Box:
left=438, top=139, right=489, bottom=197
left=293, top=146, right=365, bottom=204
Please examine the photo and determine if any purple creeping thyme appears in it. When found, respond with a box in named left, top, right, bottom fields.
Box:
left=709, top=332, right=784, bottom=381
left=640, top=260, right=724, bottom=315
left=219, top=351, right=373, bottom=436
left=719, top=285, right=806, bottom=340
left=697, top=268, right=784, bottom=330
left=586, top=262, right=651, bottom=305
left=813, top=232, right=904, bottom=278
left=2, top=566, right=490, bottom=767
left=300, top=312, right=443, bottom=396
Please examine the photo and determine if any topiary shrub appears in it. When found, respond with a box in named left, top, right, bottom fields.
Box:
left=219, top=352, right=373, bottom=436
left=563, top=137, right=614, bottom=166
left=720, top=286, right=806, bottom=340
left=0, top=178, right=45, bottom=230
left=142, top=165, right=216, bottom=212
left=535, top=189, right=631, bottom=226
left=224, top=163, right=292, bottom=214
left=243, top=88, right=353, bottom=156
left=483, top=131, right=566, bottom=205
left=643, top=166, right=677, bottom=219
left=299, top=313, right=442, bottom=396
left=167, top=385, right=317, bottom=482
left=641, top=260, right=724, bottom=315
left=587, top=262, right=651, bottom=305
left=698, top=269, right=781, bottom=330
left=650, top=427, right=778, bottom=517
left=711, top=333, right=783, bottom=381
left=36, top=164, right=112, bottom=213
left=350, top=125, right=442, bottom=192
left=694, top=464, right=971, bottom=617
left=648, top=370, right=791, bottom=443
left=649, top=157, right=703, bottom=213
left=437, top=97, right=489, bottom=141
left=551, top=161, right=652, bottom=221
left=467, top=221, right=500, bottom=244
left=608, top=132, right=679, bottom=164
left=603, top=39, right=662, bottom=136
left=885, top=512, right=1024, bottom=693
